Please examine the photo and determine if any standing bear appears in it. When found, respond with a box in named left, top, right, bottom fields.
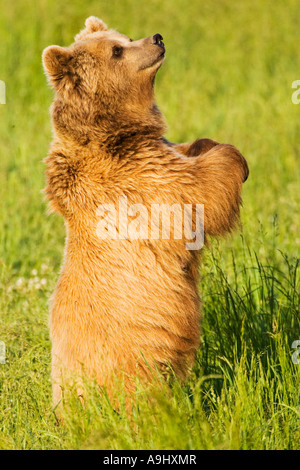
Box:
left=42, top=16, right=248, bottom=408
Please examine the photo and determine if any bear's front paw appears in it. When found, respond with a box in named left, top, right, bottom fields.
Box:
left=227, top=145, right=249, bottom=183
left=187, top=138, right=219, bottom=157
left=212, top=144, right=249, bottom=183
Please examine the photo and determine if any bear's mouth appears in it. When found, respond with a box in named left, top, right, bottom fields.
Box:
left=154, top=35, right=166, bottom=61
left=139, top=49, right=166, bottom=71
left=152, top=50, right=165, bottom=66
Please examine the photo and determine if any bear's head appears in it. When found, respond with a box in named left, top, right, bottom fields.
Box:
left=42, top=17, right=166, bottom=145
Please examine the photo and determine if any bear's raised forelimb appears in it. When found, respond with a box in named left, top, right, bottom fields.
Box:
left=186, top=143, right=248, bottom=236
left=160, top=141, right=248, bottom=238
left=163, top=137, right=219, bottom=157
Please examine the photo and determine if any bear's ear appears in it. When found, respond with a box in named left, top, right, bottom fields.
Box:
left=75, top=16, right=108, bottom=42
left=42, top=46, right=73, bottom=89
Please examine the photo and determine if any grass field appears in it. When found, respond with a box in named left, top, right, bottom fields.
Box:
left=0, top=0, right=300, bottom=450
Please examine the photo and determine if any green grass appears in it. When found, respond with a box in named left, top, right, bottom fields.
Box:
left=0, top=0, right=300, bottom=450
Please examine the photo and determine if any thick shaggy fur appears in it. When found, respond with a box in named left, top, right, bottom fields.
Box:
left=42, top=17, right=248, bottom=408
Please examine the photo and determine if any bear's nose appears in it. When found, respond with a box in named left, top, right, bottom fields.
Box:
left=153, top=33, right=164, bottom=48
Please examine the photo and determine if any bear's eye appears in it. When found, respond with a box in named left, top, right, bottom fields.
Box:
left=112, top=46, right=123, bottom=58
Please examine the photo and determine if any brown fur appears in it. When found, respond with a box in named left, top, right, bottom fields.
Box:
left=42, top=17, right=249, bottom=408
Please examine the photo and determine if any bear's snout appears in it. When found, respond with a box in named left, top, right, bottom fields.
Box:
left=152, top=33, right=165, bottom=50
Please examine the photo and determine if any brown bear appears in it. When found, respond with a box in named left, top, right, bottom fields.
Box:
left=42, top=16, right=248, bottom=409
